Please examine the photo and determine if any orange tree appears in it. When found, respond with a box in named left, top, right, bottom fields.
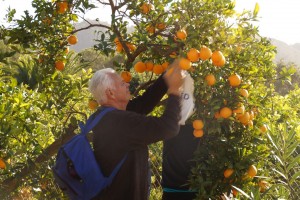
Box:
left=0, top=0, right=287, bottom=199
left=92, top=0, right=277, bottom=198
left=0, top=0, right=97, bottom=198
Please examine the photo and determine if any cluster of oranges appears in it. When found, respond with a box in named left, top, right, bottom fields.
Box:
left=192, top=119, right=204, bottom=138
left=134, top=61, right=169, bottom=75
left=119, top=60, right=170, bottom=83
left=177, top=44, right=226, bottom=71
left=214, top=100, right=265, bottom=130
left=179, top=46, right=261, bottom=130
left=139, top=3, right=167, bottom=34
left=114, top=37, right=136, bottom=53
left=223, top=164, right=259, bottom=196
left=54, top=34, right=78, bottom=71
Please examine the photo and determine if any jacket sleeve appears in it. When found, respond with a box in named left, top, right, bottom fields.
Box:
left=118, top=94, right=181, bottom=146
left=126, top=74, right=168, bottom=115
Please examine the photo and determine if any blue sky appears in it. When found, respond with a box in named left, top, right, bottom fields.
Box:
left=1, top=0, right=299, bottom=45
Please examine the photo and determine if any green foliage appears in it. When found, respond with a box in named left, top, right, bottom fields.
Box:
left=0, top=54, right=93, bottom=198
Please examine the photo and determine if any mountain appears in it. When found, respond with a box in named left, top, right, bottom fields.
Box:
left=69, top=20, right=110, bottom=52
left=70, top=21, right=300, bottom=67
left=270, top=39, right=300, bottom=67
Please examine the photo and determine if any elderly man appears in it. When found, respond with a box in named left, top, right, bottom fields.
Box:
left=88, top=60, right=183, bottom=200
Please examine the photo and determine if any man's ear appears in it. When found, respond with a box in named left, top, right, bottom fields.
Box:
left=105, top=88, right=114, bottom=99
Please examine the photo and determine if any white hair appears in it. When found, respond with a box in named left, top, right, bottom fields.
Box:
left=88, top=68, right=117, bottom=104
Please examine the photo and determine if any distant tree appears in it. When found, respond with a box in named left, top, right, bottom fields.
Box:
left=274, top=61, right=300, bottom=95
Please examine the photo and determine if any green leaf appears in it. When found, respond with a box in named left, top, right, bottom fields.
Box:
left=274, top=155, right=284, bottom=166
left=285, top=141, right=298, bottom=158
left=231, top=185, right=251, bottom=199
left=273, top=168, right=287, bottom=180
left=286, top=154, right=300, bottom=172
left=253, top=3, right=260, bottom=17
left=290, top=171, right=300, bottom=184
left=266, top=133, right=279, bottom=151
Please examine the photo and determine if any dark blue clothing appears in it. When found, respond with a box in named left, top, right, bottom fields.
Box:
left=162, top=124, right=199, bottom=200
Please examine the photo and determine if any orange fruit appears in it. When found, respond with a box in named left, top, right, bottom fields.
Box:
left=146, top=25, right=155, bottom=34
left=140, top=3, right=154, bottom=14
left=55, top=60, right=65, bottom=71
left=220, top=107, right=232, bottom=119
left=145, top=61, right=154, bottom=71
left=156, top=23, right=166, bottom=30
left=247, top=120, right=253, bottom=127
left=193, top=119, right=204, bottom=130
left=179, top=57, right=192, bottom=70
left=238, top=111, right=250, bottom=125
left=161, top=62, right=169, bottom=70
left=224, top=168, right=234, bottom=178
left=116, top=44, right=123, bottom=53
left=214, top=111, right=221, bottom=119
left=260, top=124, right=268, bottom=133
left=88, top=100, right=98, bottom=110
left=213, top=55, right=225, bottom=67
left=153, top=64, right=164, bottom=75
left=67, top=35, right=78, bottom=45
left=211, top=50, right=224, bottom=62
left=134, top=61, right=146, bottom=73
left=249, top=110, right=254, bottom=120
left=233, top=104, right=245, bottom=116
left=247, top=165, right=257, bottom=178
left=187, top=48, right=200, bottom=62
left=114, top=37, right=120, bottom=45
left=121, top=71, right=132, bottom=83
left=193, top=129, right=204, bottom=138
left=199, top=45, right=212, bottom=61
left=65, top=47, right=69, bottom=54
left=258, top=180, right=269, bottom=192
left=228, top=74, right=242, bottom=87
left=0, top=158, right=6, bottom=169
left=57, top=1, right=68, bottom=14
left=205, top=74, right=216, bottom=86
left=176, top=29, right=187, bottom=40
left=232, top=189, right=238, bottom=197
left=240, top=89, right=249, bottom=98
left=232, top=105, right=245, bottom=119
left=126, top=42, right=136, bottom=52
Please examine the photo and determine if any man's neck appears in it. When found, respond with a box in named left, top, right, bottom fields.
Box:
left=101, top=101, right=127, bottom=111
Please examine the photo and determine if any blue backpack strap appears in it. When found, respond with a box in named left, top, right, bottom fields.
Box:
left=81, top=106, right=128, bottom=184
left=81, top=107, right=116, bottom=135
left=106, top=154, right=128, bottom=185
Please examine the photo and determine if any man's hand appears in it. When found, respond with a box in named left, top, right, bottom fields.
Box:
left=164, top=59, right=184, bottom=96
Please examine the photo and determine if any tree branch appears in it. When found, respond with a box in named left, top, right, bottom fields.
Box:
left=72, top=22, right=111, bottom=34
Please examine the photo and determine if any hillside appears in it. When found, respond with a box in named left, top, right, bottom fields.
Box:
left=270, top=39, right=300, bottom=67
left=70, top=20, right=110, bottom=52
left=70, top=21, right=300, bottom=67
